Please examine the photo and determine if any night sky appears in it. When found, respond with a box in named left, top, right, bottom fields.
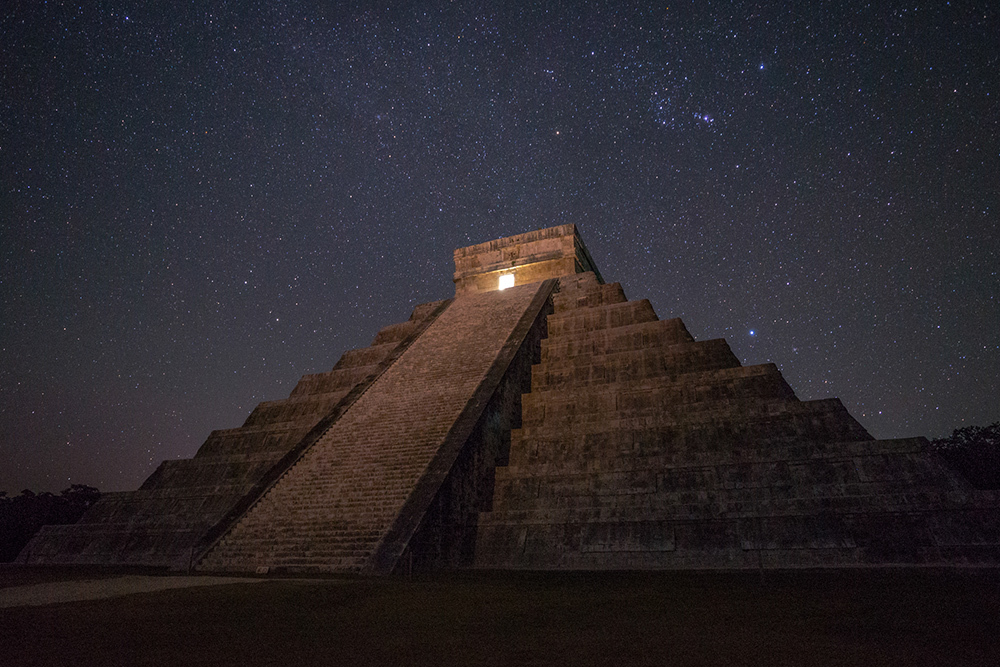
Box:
left=2, top=1, right=997, bottom=493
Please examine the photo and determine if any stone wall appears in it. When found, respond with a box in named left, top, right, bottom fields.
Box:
left=453, top=224, right=602, bottom=295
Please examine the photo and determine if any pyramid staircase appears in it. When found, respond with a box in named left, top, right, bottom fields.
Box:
left=197, top=281, right=554, bottom=573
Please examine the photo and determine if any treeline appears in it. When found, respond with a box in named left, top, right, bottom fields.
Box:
left=931, top=421, right=1000, bottom=490
left=0, top=485, right=101, bottom=562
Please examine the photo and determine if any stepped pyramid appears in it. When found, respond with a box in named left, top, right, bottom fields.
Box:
left=21, top=225, right=999, bottom=572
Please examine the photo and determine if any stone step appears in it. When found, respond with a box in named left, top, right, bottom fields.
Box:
left=491, top=470, right=964, bottom=513
left=530, top=363, right=786, bottom=401
left=193, top=423, right=313, bottom=458
left=531, top=358, right=786, bottom=397
left=504, top=434, right=928, bottom=471
left=332, top=343, right=398, bottom=370
left=70, top=489, right=250, bottom=524
left=139, top=457, right=282, bottom=491
left=510, top=404, right=872, bottom=453
left=522, top=393, right=802, bottom=428
left=552, top=282, right=628, bottom=313
left=186, top=450, right=292, bottom=465
left=551, top=272, right=604, bottom=299
left=241, top=390, right=352, bottom=427
left=547, top=299, right=659, bottom=336
left=289, top=364, right=377, bottom=397
left=510, top=421, right=872, bottom=462
left=372, top=320, right=424, bottom=346
left=540, top=317, right=694, bottom=362
left=533, top=338, right=742, bottom=389
left=410, top=299, right=451, bottom=321
left=475, top=509, right=1000, bottom=570
left=482, top=488, right=987, bottom=526
left=211, top=539, right=381, bottom=555
left=18, top=524, right=205, bottom=566
left=520, top=395, right=867, bottom=431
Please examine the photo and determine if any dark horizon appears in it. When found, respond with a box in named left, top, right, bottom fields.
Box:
left=2, top=1, right=997, bottom=493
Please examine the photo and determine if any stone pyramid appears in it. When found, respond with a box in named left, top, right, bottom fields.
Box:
left=21, top=225, right=999, bottom=572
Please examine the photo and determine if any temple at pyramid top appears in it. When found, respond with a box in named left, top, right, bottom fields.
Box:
left=453, top=224, right=604, bottom=295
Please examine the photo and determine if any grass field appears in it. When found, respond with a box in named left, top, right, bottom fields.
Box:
left=2, top=567, right=998, bottom=666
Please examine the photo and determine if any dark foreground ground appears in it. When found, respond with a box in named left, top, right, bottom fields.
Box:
left=2, top=567, right=999, bottom=666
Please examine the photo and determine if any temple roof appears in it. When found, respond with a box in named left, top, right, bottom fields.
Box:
left=453, top=224, right=603, bottom=295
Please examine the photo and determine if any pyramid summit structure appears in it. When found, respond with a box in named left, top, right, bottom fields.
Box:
left=21, top=225, right=1000, bottom=572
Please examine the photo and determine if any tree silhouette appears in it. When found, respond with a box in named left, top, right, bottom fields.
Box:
left=0, top=484, right=101, bottom=561
left=931, top=421, right=1000, bottom=490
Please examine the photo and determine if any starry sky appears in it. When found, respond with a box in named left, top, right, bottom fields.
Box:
left=2, top=1, right=998, bottom=493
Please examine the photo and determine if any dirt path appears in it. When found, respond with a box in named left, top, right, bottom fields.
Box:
left=0, top=575, right=263, bottom=608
